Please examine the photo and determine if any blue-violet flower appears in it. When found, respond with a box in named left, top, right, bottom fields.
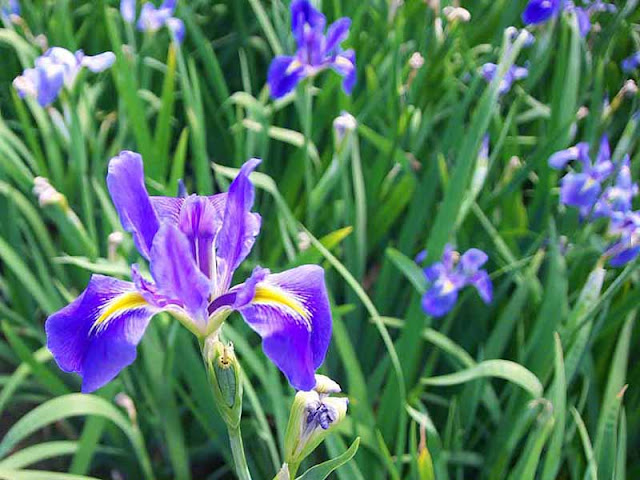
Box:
left=522, top=0, right=615, bottom=37
left=622, top=52, right=640, bottom=73
left=45, top=153, right=332, bottom=392
left=268, top=0, right=356, bottom=99
left=13, top=47, right=115, bottom=107
left=418, top=245, right=493, bottom=317
left=481, top=62, right=529, bottom=95
left=121, top=0, right=185, bottom=43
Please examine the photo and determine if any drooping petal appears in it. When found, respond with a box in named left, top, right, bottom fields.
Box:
left=421, top=283, right=459, bottom=317
left=215, top=159, right=262, bottom=292
left=560, top=172, right=601, bottom=210
left=166, top=17, right=185, bottom=43
left=268, top=55, right=305, bottom=99
left=325, top=17, right=351, bottom=53
left=522, top=0, right=561, bottom=25
left=238, top=265, right=332, bottom=391
left=45, top=275, right=155, bottom=393
left=548, top=143, right=588, bottom=169
left=149, top=224, right=211, bottom=328
left=120, top=0, right=136, bottom=23
left=459, top=248, right=488, bottom=274
left=608, top=245, right=640, bottom=267
left=331, top=49, right=356, bottom=94
left=80, top=52, right=116, bottom=73
left=621, top=52, right=640, bottom=73
left=469, top=270, right=493, bottom=304
left=107, top=151, right=160, bottom=259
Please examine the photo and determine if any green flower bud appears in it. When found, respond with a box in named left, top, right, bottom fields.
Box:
left=284, top=375, right=348, bottom=465
left=204, top=339, right=243, bottom=429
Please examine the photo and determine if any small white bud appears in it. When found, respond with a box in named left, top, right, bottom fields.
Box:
left=409, top=52, right=425, bottom=70
left=443, top=6, right=471, bottom=22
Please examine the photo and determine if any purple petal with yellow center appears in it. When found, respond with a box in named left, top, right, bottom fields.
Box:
left=45, top=275, right=155, bottom=393
left=237, top=265, right=332, bottom=391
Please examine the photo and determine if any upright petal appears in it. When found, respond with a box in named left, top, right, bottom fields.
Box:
left=238, top=265, right=332, bottom=391
left=522, top=0, right=561, bottom=25
left=45, top=275, right=155, bottom=393
left=291, top=0, right=326, bottom=46
left=574, top=7, right=591, bottom=37
left=107, top=151, right=160, bottom=259
left=459, top=248, right=488, bottom=274
left=179, top=195, right=222, bottom=278
left=120, top=0, right=136, bottom=23
left=325, top=18, right=351, bottom=53
left=166, top=17, right=185, bottom=43
left=149, top=224, right=211, bottom=328
left=215, top=159, right=262, bottom=292
left=268, top=55, right=305, bottom=99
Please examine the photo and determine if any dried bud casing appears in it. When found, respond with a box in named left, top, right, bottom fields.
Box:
left=204, top=339, right=243, bottom=429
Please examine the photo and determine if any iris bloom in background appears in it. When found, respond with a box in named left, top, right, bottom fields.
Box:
left=522, top=0, right=615, bottom=37
left=417, top=245, right=493, bottom=317
left=622, top=52, right=640, bottom=73
left=606, top=211, right=640, bottom=266
left=46, top=153, right=332, bottom=393
left=120, top=0, right=185, bottom=43
left=13, top=47, right=115, bottom=107
left=1, top=0, right=19, bottom=19
left=594, top=155, right=638, bottom=220
left=268, top=0, right=356, bottom=99
left=481, top=63, right=529, bottom=95
left=548, top=136, right=614, bottom=217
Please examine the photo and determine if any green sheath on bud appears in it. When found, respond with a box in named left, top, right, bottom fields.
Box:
left=204, top=338, right=243, bottom=429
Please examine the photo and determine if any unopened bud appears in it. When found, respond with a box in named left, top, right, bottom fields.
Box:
left=443, top=6, right=471, bottom=22
left=204, top=339, right=243, bottom=429
left=108, top=231, right=124, bottom=261
left=297, top=231, right=311, bottom=252
left=622, top=79, right=638, bottom=96
left=284, top=375, right=348, bottom=465
left=333, top=111, right=357, bottom=141
left=33, top=177, right=68, bottom=211
left=409, top=52, right=425, bottom=70
left=274, top=464, right=291, bottom=480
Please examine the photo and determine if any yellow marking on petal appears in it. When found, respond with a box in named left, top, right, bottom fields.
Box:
left=286, top=59, right=303, bottom=74
left=93, top=292, right=148, bottom=331
left=333, top=55, right=353, bottom=69
left=581, top=177, right=596, bottom=192
left=441, top=279, right=456, bottom=295
left=253, top=284, right=310, bottom=321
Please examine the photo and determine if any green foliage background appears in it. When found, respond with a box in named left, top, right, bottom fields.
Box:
left=0, top=0, right=639, bottom=479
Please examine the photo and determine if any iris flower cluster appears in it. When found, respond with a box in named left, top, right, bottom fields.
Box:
left=522, top=0, right=615, bottom=37
left=416, top=246, right=493, bottom=317
left=268, top=0, right=356, bottom=99
left=45, top=153, right=332, bottom=393
left=549, top=136, right=640, bottom=266
left=13, top=47, right=115, bottom=107
left=121, top=0, right=185, bottom=43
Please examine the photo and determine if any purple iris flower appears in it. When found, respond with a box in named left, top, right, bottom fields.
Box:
left=548, top=136, right=614, bottom=217
left=605, top=211, right=640, bottom=266
left=1, top=0, right=19, bottom=18
left=481, top=62, right=529, bottom=95
left=622, top=52, right=640, bottom=73
left=522, top=0, right=615, bottom=37
left=45, top=153, right=332, bottom=393
left=13, top=47, right=115, bottom=107
left=418, top=245, right=493, bottom=317
left=121, top=0, right=185, bottom=43
left=267, top=0, right=356, bottom=99
left=593, top=155, right=638, bottom=219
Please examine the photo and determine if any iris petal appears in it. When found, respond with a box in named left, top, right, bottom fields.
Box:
left=215, top=159, right=262, bottom=292
left=325, top=18, right=351, bottom=53
left=238, top=265, right=332, bottom=391
left=107, top=151, right=160, bottom=259
left=522, top=0, right=561, bottom=25
left=421, top=283, right=459, bottom=317
left=45, top=275, right=156, bottom=393
left=268, top=55, right=305, bottom=99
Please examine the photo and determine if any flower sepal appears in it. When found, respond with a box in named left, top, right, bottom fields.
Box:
left=203, top=337, right=243, bottom=429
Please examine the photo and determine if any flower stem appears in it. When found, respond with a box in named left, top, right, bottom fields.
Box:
left=228, top=425, right=253, bottom=480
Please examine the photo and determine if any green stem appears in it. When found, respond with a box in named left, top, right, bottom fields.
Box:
left=228, top=426, right=253, bottom=480
left=287, top=461, right=300, bottom=478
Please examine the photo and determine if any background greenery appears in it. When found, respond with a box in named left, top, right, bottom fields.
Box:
left=0, top=0, right=639, bottom=479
